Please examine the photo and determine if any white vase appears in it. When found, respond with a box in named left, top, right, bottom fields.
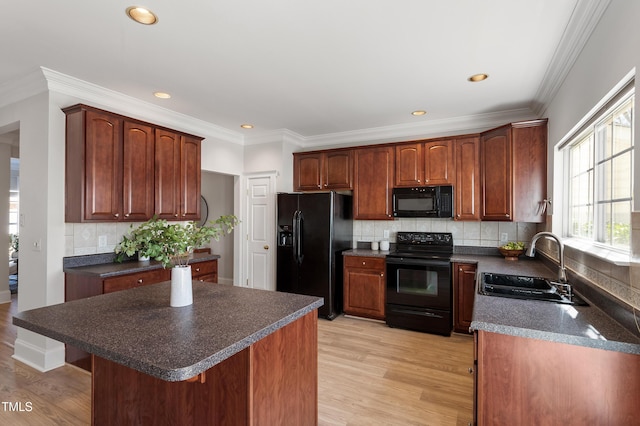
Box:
left=138, top=254, right=150, bottom=261
left=170, top=265, right=193, bottom=307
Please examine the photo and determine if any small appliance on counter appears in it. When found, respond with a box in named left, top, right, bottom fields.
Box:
left=385, top=232, right=453, bottom=335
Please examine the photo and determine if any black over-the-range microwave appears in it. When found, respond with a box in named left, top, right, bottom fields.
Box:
left=392, top=185, right=454, bottom=218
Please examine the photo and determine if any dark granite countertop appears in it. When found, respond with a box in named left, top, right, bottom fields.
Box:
left=342, top=248, right=391, bottom=258
left=13, top=282, right=323, bottom=381
left=64, top=252, right=220, bottom=278
left=452, top=254, right=640, bottom=355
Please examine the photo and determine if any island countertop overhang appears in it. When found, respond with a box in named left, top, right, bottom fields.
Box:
left=13, top=282, right=323, bottom=381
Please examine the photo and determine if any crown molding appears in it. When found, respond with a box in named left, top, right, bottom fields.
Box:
left=243, top=128, right=305, bottom=146
left=532, top=0, right=612, bottom=116
left=41, top=67, right=245, bottom=145
left=292, top=108, right=536, bottom=149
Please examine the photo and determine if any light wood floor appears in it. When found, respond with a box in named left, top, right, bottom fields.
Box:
left=1, top=295, right=473, bottom=425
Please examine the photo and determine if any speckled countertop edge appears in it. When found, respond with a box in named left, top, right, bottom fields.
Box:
left=13, top=282, right=323, bottom=381
left=63, top=252, right=221, bottom=278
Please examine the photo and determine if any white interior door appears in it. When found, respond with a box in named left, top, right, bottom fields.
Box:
left=245, top=174, right=276, bottom=290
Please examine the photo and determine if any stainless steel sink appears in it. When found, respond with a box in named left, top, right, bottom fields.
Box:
left=479, top=272, right=588, bottom=305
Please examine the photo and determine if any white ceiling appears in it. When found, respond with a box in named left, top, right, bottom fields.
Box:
left=0, top=1, right=608, bottom=145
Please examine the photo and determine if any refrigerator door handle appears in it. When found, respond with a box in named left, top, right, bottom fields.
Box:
left=292, top=210, right=299, bottom=263
left=297, top=210, right=304, bottom=264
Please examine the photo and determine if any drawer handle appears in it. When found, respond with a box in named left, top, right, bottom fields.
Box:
left=137, top=279, right=143, bottom=284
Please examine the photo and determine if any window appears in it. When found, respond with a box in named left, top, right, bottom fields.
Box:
left=565, top=90, right=634, bottom=251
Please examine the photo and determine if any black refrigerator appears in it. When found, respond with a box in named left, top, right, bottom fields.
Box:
left=276, top=192, right=353, bottom=320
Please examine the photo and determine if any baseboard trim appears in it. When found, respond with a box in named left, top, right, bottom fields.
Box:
left=12, top=338, right=65, bottom=372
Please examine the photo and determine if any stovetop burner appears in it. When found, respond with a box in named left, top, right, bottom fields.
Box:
left=388, top=232, right=454, bottom=259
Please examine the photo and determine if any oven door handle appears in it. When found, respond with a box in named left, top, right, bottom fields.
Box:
left=385, top=257, right=451, bottom=267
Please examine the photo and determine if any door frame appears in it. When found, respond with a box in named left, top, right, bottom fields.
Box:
left=237, top=171, right=277, bottom=289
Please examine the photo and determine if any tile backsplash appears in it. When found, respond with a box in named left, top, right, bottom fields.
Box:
left=352, top=218, right=537, bottom=248
left=65, top=222, right=142, bottom=256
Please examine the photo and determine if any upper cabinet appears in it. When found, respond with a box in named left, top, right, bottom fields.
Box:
left=154, top=130, right=202, bottom=220
left=395, top=140, right=455, bottom=187
left=64, top=104, right=202, bottom=223
left=480, top=119, right=547, bottom=222
left=454, top=136, right=481, bottom=221
left=293, top=150, right=353, bottom=191
left=353, top=146, right=394, bottom=220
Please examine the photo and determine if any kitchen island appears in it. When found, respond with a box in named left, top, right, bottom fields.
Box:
left=13, top=281, right=323, bottom=425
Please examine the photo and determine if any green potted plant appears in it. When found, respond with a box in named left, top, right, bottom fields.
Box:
left=115, top=215, right=238, bottom=268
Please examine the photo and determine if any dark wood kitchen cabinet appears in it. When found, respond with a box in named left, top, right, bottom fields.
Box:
left=293, top=150, right=353, bottom=191
left=454, top=136, right=481, bottom=221
left=480, top=119, right=547, bottom=222
left=64, top=104, right=202, bottom=222
left=453, top=262, right=476, bottom=334
left=353, top=146, right=394, bottom=220
left=65, top=105, right=154, bottom=222
left=475, top=330, right=640, bottom=425
left=395, top=140, right=454, bottom=187
left=343, top=256, right=386, bottom=320
left=155, top=130, right=202, bottom=220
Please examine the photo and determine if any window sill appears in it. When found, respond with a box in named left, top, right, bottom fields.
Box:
left=562, top=238, right=630, bottom=266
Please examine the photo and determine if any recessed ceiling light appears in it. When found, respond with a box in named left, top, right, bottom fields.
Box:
left=126, top=6, right=158, bottom=25
left=154, top=92, right=171, bottom=99
left=411, top=110, right=427, bottom=116
left=240, top=124, right=254, bottom=129
left=468, top=73, right=489, bottom=82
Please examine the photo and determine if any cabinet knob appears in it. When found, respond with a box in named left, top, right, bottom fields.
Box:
left=468, top=367, right=474, bottom=374
left=324, top=184, right=328, bottom=187
left=174, top=214, right=179, bottom=217
left=124, top=213, right=130, bottom=217
left=380, top=273, right=384, bottom=277
left=505, top=214, right=510, bottom=218
left=182, top=213, right=187, bottom=217
left=459, top=268, right=463, bottom=272
left=456, top=214, right=461, bottom=218
left=195, top=267, right=200, bottom=272
left=137, top=279, right=143, bottom=284
left=425, top=179, right=429, bottom=183
left=114, top=213, right=119, bottom=218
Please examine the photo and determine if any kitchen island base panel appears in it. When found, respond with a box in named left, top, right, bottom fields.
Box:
left=92, top=311, right=317, bottom=426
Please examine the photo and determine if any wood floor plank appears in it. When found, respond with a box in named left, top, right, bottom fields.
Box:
left=2, top=294, right=474, bottom=425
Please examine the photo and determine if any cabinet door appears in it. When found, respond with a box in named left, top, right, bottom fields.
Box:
left=424, top=140, right=454, bottom=185
left=455, top=137, right=481, bottom=221
left=454, top=262, right=477, bottom=333
left=343, top=257, right=386, bottom=320
left=512, top=121, right=547, bottom=223
left=154, top=129, right=181, bottom=219
left=481, top=126, right=512, bottom=221
left=395, top=143, right=423, bottom=186
left=84, top=110, right=123, bottom=221
left=324, top=150, right=353, bottom=189
left=123, top=121, right=155, bottom=221
left=354, top=147, right=394, bottom=220
left=180, top=135, right=201, bottom=220
left=293, top=153, right=323, bottom=191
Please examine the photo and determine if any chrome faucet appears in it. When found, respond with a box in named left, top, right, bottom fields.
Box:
left=525, top=232, right=568, bottom=283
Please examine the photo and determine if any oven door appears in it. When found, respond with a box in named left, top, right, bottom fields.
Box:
left=385, top=257, right=451, bottom=311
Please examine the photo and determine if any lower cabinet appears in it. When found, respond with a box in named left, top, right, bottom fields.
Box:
left=453, top=262, right=477, bottom=334
left=65, top=259, right=218, bottom=371
left=475, top=330, right=640, bottom=425
left=343, top=256, right=386, bottom=320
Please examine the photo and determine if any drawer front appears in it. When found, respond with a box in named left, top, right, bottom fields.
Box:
left=191, top=260, right=217, bottom=278
left=344, top=256, right=385, bottom=270
left=103, top=269, right=169, bottom=294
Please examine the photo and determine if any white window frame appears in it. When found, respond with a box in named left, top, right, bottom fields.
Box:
left=561, top=83, right=634, bottom=260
